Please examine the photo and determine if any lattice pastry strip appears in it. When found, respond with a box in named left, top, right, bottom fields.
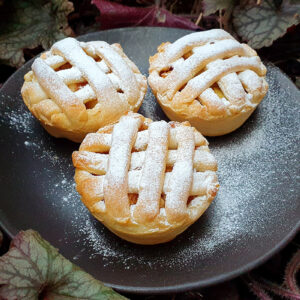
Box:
left=50, top=41, right=141, bottom=106
left=165, top=126, right=194, bottom=223
left=53, top=38, right=125, bottom=110
left=133, top=121, right=169, bottom=223
left=149, top=29, right=234, bottom=71
left=175, top=56, right=265, bottom=105
left=73, top=148, right=217, bottom=175
left=79, top=125, right=207, bottom=152
left=31, top=58, right=87, bottom=127
left=148, top=29, right=268, bottom=136
left=73, top=113, right=219, bottom=245
left=21, top=37, right=147, bottom=142
left=72, top=169, right=216, bottom=201
left=104, top=116, right=141, bottom=222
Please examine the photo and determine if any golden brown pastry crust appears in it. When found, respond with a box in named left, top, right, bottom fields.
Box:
left=21, top=38, right=147, bottom=142
left=148, top=29, right=268, bottom=136
left=72, top=112, right=219, bottom=244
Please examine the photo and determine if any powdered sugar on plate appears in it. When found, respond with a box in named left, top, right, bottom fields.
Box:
left=138, top=90, right=161, bottom=121
left=37, top=64, right=296, bottom=272
left=0, top=63, right=299, bottom=276
left=0, top=94, right=35, bottom=134
left=67, top=64, right=298, bottom=270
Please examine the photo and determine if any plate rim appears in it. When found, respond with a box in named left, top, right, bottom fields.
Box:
left=0, top=26, right=300, bottom=294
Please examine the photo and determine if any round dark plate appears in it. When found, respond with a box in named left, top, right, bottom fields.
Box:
left=0, top=27, right=299, bottom=294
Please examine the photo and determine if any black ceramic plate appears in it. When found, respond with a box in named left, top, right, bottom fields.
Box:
left=0, top=27, right=299, bottom=294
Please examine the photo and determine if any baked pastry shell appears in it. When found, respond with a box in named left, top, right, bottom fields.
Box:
left=148, top=30, right=268, bottom=136
left=22, top=80, right=144, bottom=142
left=73, top=114, right=219, bottom=245
left=21, top=42, right=147, bottom=143
left=75, top=168, right=217, bottom=245
left=155, top=96, right=259, bottom=136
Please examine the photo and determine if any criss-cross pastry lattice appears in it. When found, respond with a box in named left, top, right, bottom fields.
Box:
left=21, top=37, right=147, bottom=142
left=148, top=29, right=268, bottom=136
left=72, top=113, right=219, bottom=244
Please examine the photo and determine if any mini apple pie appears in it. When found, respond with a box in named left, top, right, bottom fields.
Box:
left=21, top=38, right=147, bottom=142
left=72, top=113, right=219, bottom=244
left=148, top=29, right=268, bottom=136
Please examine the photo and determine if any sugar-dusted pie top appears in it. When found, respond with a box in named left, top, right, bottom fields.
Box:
left=22, top=37, right=147, bottom=134
left=73, top=113, right=219, bottom=228
left=148, top=29, right=268, bottom=120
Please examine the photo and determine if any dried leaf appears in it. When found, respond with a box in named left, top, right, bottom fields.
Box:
left=0, top=230, right=126, bottom=299
left=233, top=0, right=300, bottom=49
left=92, top=0, right=200, bottom=30
left=0, top=0, right=74, bottom=68
left=202, top=0, right=235, bottom=16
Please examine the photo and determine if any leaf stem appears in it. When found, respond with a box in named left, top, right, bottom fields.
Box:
left=195, top=12, right=202, bottom=26
left=284, top=249, right=300, bottom=294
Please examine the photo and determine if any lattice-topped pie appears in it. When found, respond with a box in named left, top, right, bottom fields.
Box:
left=21, top=37, right=147, bottom=142
left=148, top=29, right=268, bottom=136
left=72, top=113, right=219, bottom=244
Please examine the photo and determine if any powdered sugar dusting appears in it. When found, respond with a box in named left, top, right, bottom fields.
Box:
left=0, top=94, right=35, bottom=134
left=183, top=56, right=262, bottom=103
left=157, top=29, right=232, bottom=68
left=149, top=29, right=267, bottom=120
left=133, top=121, right=169, bottom=220
left=0, top=94, right=63, bottom=166
left=66, top=64, right=299, bottom=271
left=163, top=39, right=245, bottom=97
left=104, top=116, right=141, bottom=218
left=32, top=58, right=83, bottom=111
left=165, top=126, right=194, bottom=219
left=138, top=92, right=160, bottom=121
left=1, top=61, right=299, bottom=280
left=52, top=37, right=125, bottom=110
left=94, top=45, right=139, bottom=102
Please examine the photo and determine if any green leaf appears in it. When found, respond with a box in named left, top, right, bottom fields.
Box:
left=233, top=0, right=300, bottom=49
left=0, top=230, right=127, bottom=299
left=202, top=0, right=235, bottom=16
left=0, top=0, right=74, bottom=68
